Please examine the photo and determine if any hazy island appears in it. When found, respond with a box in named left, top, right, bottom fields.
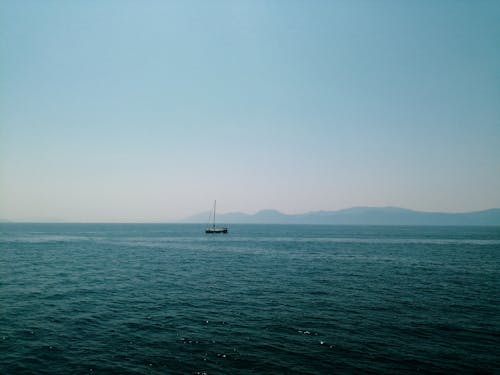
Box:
left=185, top=207, right=500, bottom=226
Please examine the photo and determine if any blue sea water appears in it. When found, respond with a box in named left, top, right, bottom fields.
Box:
left=1, top=224, right=499, bottom=374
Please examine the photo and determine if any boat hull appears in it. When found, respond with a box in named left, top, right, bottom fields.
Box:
left=205, top=227, right=228, bottom=234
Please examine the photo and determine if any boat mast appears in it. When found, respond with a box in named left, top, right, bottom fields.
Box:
left=213, top=200, right=216, bottom=228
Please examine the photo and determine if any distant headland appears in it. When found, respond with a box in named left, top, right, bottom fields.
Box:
left=2, top=207, right=500, bottom=225
left=185, top=207, right=500, bottom=226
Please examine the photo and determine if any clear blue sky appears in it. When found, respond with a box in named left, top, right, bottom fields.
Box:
left=1, top=1, right=499, bottom=222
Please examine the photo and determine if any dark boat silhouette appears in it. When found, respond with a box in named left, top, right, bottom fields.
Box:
left=205, top=200, right=228, bottom=234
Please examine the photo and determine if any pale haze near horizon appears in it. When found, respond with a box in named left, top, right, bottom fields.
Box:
left=1, top=1, right=499, bottom=222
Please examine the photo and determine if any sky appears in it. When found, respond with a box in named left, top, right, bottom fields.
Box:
left=1, top=0, right=499, bottom=222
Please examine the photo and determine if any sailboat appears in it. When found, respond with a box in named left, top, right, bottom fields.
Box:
left=205, top=200, right=228, bottom=234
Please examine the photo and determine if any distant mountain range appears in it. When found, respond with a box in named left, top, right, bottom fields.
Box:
left=185, top=207, right=500, bottom=225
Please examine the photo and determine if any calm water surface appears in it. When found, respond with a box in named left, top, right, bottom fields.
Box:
left=1, top=224, right=499, bottom=374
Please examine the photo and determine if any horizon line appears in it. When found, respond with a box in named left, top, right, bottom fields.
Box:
left=2, top=206, right=499, bottom=224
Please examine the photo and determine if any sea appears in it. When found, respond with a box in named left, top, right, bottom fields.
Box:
left=0, top=223, right=499, bottom=374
